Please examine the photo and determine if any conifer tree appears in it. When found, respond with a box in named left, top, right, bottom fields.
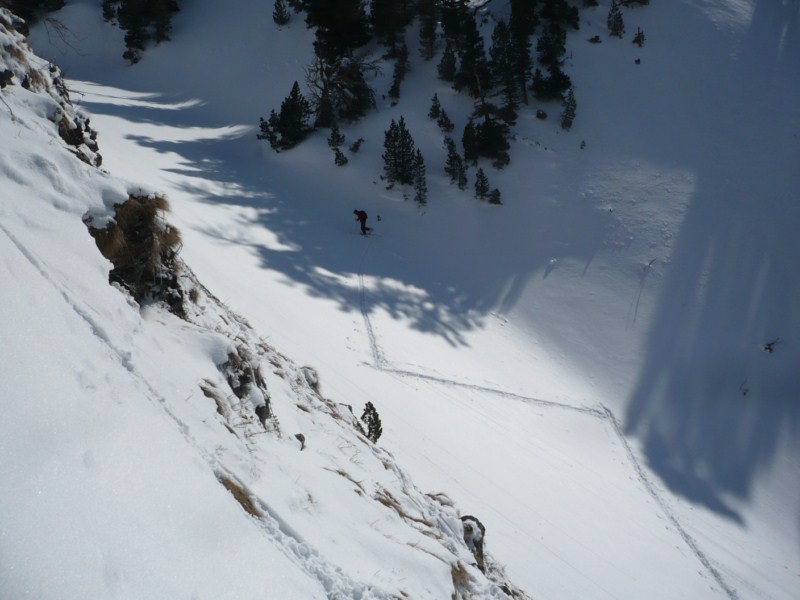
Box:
left=428, top=93, right=442, bottom=119
left=327, top=122, right=345, bottom=148
left=258, top=81, right=314, bottom=150
left=303, top=0, right=370, bottom=62
left=437, top=41, right=457, bottom=82
left=632, top=27, right=645, bottom=47
left=257, top=110, right=280, bottom=149
left=413, top=150, right=428, bottom=205
left=608, top=0, right=625, bottom=38
left=462, top=120, right=479, bottom=166
left=540, top=0, right=580, bottom=30
left=561, top=87, right=576, bottom=130
left=437, top=110, right=455, bottom=133
left=388, top=41, right=409, bottom=100
left=334, top=147, right=348, bottom=166
left=488, top=188, right=502, bottom=205
left=273, top=0, right=291, bottom=26
left=490, top=19, right=519, bottom=123
left=370, top=0, right=412, bottom=51
left=103, top=0, right=180, bottom=63
left=532, top=65, right=572, bottom=100
left=418, top=0, right=438, bottom=61
left=536, top=23, right=567, bottom=67
left=509, top=0, right=535, bottom=105
left=475, top=115, right=510, bottom=169
left=509, top=0, right=538, bottom=38
left=360, top=402, right=382, bottom=443
left=444, top=137, right=467, bottom=189
left=382, top=117, right=416, bottom=185
left=454, top=10, right=491, bottom=98
left=474, top=168, right=490, bottom=199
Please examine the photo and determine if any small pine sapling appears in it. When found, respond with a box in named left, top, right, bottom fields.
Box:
left=360, top=402, right=383, bottom=443
left=437, top=41, right=457, bottom=82
left=334, top=147, right=348, bottom=165
left=488, top=188, right=502, bottom=205
left=632, top=27, right=645, bottom=47
left=474, top=168, right=490, bottom=199
left=561, top=87, right=576, bottom=130
left=608, top=0, right=625, bottom=38
left=413, top=149, right=427, bottom=205
left=273, top=0, right=290, bottom=26
left=327, top=123, right=345, bottom=148
left=428, top=93, right=442, bottom=119
left=437, top=109, right=454, bottom=133
left=349, top=137, right=365, bottom=153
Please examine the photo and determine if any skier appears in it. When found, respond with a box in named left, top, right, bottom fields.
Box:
left=353, top=209, right=372, bottom=235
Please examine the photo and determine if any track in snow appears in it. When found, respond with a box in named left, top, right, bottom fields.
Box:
left=355, top=242, right=739, bottom=600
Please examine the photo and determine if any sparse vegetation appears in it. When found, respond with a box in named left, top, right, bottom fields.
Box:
left=87, top=193, right=185, bottom=317
left=360, top=401, right=382, bottom=443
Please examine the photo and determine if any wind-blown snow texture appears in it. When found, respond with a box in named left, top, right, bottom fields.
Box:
left=1, top=0, right=798, bottom=599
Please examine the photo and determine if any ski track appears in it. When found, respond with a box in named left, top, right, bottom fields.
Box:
left=356, top=242, right=740, bottom=600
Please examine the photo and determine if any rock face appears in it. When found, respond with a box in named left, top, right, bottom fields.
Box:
left=461, top=515, right=487, bottom=572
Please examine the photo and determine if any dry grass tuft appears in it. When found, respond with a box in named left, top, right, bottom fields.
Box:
left=374, top=489, right=432, bottom=528
left=218, top=475, right=261, bottom=518
left=87, top=193, right=185, bottom=317
left=199, top=380, right=227, bottom=418
left=450, top=561, right=470, bottom=600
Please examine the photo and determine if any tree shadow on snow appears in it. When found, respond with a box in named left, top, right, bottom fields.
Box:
left=624, top=0, right=800, bottom=521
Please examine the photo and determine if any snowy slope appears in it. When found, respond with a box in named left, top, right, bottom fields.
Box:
left=4, top=0, right=798, bottom=598
left=0, top=10, right=527, bottom=599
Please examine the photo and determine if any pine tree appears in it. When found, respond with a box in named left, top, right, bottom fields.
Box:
left=437, top=110, right=455, bottom=133
left=560, top=87, right=576, bottom=130
left=278, top=81, right=313, bottom=146
left=531, top=65, right=572, bottom=100
left=273, top=0, right=291, bottom=26
left=388, top=41, right=409, bottom=100
left=608, top=0, right=625, bottom=38
left=540, top=0, right=580, bottom=30
left=437, top=41, right=457, bottom=82
left=428, top=93, right=442, bottom=119
left=488, top=188, right=502, bottom=205
left=334, top=147, right=349, bottom=165
left=258, top=82, right=314, bottom=151
left=413, top=149, right=428, bottom=205
left=418, top=0, right=438, bottom=61
left=476, top=115, right=510, bottom=169
left=444, top=137, right=467, bottom=189
left=327, top=122, right=345, bottom=148
left=104, top=0, right=180, bottom=63
left=382, top=117, right=416, bottom=185
left=370, top=0, right=412, bottom=51
left=304, top=0, right=370, bottom=62
left=490, top=20, right=519, bottom=123
left=474, top=168, right=489, bottom=199
left=305, top=48, right=377, bottom=125
left=632, top=27, right=645, bottom=47
left=360, top=402, right=382, bottom=443
left=454, top=10, right=491, bottom=98
left=536, top=23, right=567, bottom=67
left=257, top=110, right=281, bottom=149
left=462, top=120, right=479, bottom=166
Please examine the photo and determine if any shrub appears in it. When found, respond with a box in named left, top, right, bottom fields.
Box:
left=360, top=401, right=383, bottom=443
left=87, top=193, right=185, bottom=317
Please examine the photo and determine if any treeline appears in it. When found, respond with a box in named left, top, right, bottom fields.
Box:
left=102, top=0, right=181, bottom=63
left=260, top=0, right=594, bottom=204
